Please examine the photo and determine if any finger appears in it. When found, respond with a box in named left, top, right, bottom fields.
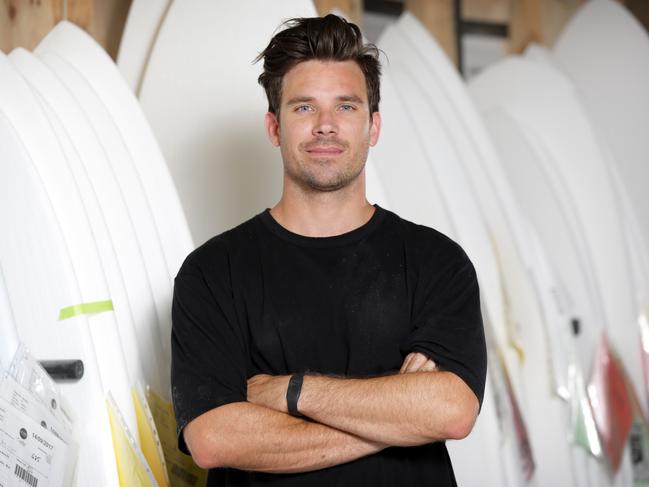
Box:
left=419, top=359, right=438, bottom=372
left=399, top=353, right=416, bottom=373
left=403, top=352, right=429, bottom=373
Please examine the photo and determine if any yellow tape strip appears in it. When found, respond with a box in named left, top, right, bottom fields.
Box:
left=58, top=300, right=113, bottom=320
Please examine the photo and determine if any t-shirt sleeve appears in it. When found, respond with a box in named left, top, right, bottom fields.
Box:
left=400, top=242, right=487, bottom=407
left=171, top=246, right=248, bottom=454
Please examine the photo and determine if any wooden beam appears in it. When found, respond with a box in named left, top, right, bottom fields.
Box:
left=0, top=0, right=131, bottom=60
left=626, top=0, right=649, bottom=33
left=90, top=0, right=131, bottom=60
left=0, top=0, right=58, bottom=53
left=405, top=0, right=458, bottom=66
left=509, top=0, right=585, bottom=53
left=314, top=0, right=364, bottom=27
left=462, top=0, right=510, bottom=24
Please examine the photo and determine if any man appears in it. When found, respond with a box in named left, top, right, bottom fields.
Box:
left=172, top=14, right=486, bottom=486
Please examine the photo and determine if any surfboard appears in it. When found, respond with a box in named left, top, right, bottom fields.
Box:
left=470, top=80, right=634, bottom=485
left=9, top=49, right=151, bottom=400
left=33, top=48, right=168, bottom=398
left=9, top=48, right=165, bottom=411
left=553, top=0, right=649, bottom=255
left=472, top=57, right=642, bottom=409
left=0, top=58, right=120, bottom=486
left=393, top=14, right=584, bottom=487
left=523, top=47, right=649, bottom=399
left=376, top=26, right=525, bottom=487
left=605, top=150, right=649, bottom=411
left=36, top=22, right=195, bottom=397
left=38, top=21, right=193, bottom=282
left=116, top=0, right=172, bottom=95
left=138, top=0, right=317, bottom=246
left=0, top=49, right=138, bottom=429
left=364, top=157, right=390, bottom=210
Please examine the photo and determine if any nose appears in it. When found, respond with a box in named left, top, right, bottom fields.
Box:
left=313, top=109, right=338, bottom=136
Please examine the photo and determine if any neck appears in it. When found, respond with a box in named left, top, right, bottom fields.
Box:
left=271, top=171, right=375, bottom=237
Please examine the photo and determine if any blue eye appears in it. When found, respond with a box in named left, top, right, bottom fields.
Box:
left=339, top=104, right=355, bottom=111
left=295, top=105, right=312, bottom=113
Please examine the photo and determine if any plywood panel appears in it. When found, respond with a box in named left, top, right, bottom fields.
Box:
left=314, top=0, right=363, bottom=26
left=463, top=0, right=510, bottom=24
left=509, top=0, right=584, bottom=53
left=0, top=0, right=130, bottom=60
left=405, top=0, right=457, bottom=65
left=0, top=0, right=58, bottom=52
left=626, top=0, right=649, bottom=32
left=91, top=0, right=130, bottom=59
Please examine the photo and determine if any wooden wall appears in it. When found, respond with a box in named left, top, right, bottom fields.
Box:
left=314, top=0, right=363, bottom=26
left=0, top=0, right=131, bottom=60
left=2, top=0, right=648, bottom=67
left=401, top=0, right=647, bottom=67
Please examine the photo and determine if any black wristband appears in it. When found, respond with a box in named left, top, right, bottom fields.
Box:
left=286, top=373, right=304, bottom=417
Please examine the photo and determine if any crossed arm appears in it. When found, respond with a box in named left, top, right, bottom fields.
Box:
left=183, top=352, right=479, bottom=473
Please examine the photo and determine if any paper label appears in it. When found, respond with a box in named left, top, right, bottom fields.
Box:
left=568, top=362, right=603, bottom=458
left=133, top=385, right=169, bottom=487
left=0, top=398, right=68, bottom=487
left=630, top=420, right=649, bottom=483
left=0, top=373, right=70, bottom=447
left=8, top=345, right=73, bottom=431
left=145, top=388, right=207, bottom=487
left=106, top=393, right=158, bottom=487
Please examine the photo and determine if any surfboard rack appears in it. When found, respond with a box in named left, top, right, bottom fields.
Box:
left=40, top=360, right=84, bottom=381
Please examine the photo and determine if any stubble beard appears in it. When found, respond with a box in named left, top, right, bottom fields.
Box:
left=283, top=137, right=370, bottom=193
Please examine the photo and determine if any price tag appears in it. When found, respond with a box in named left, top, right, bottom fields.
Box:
left=0, top=373, right=70, bottom=446
left=0, top=398, right=68, bottom=487
left=9, top=345, right=74, bottom=431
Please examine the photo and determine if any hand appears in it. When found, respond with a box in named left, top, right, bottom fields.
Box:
left=399, top=352, right=437, bottom=374
left=247, top=374, right=291, bottom=413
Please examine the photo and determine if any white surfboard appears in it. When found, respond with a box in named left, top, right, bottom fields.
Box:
left=562, top=32, right=649, bottom=409
left=38, top=21, right=193, bottom=281
left=393, top=14, right=584, bottom=487
left=472, top=57, right=642, bottom=408
left=368, top=71, right=454, bottom=234
left=364, top=158, right=390, bottom=210
left=553, top=0, right=649, bottom=254
left=472, top=101, right=633, bottom=487
left=9, top=48, right=163, bottom=403
left=33, top=48, right=169, bottom=397
left=36, top=22, right=195, bottom=396
left=606, top=151, right=649, bottom=408
left=0, top=52, right=137, bottom=435
left=376, top=27, right=522, bottom=487
left=0, top=66, right=119, bottom=486
left=138, top=0, right=317, bottom=246
left=116, top=0, right=172, bottom=95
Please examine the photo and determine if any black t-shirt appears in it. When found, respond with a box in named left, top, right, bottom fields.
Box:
left=171, top=205, right=487, bottom=487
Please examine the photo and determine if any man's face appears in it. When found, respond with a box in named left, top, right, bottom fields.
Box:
left=265, top=60, right=381, bottom=193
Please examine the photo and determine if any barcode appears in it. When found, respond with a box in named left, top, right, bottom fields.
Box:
left=14, top=464, right=38, bottom=487
left=171, top=463, right=198, bottom=485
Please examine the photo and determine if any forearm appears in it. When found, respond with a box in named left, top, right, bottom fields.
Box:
left=184, top=401, right=385, bottom=473
left=298, top=370, right=478, bottom=446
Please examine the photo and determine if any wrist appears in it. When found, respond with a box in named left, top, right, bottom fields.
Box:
left=286, top=373, right=305, bottom=416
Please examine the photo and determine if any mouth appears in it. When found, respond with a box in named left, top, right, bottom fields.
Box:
left=306, top=146, right=344, bottom=156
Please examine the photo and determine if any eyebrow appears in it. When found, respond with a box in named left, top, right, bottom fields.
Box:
left=285, top=95, right=365, bottom=106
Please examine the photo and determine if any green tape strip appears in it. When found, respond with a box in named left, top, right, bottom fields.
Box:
left=59, top=300, right=114, bottom=320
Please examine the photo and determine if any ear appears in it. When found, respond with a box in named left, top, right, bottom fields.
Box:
left=264, top=112, right=281, bottom=147
left=369, top=111, right=381, bottom=147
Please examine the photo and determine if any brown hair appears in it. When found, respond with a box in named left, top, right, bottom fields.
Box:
left=255, top=14, right=381, bottom=118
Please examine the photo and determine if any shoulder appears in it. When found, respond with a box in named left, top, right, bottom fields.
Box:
left=176, top=213, right=262, bottom=279
left=381, top=208, right=471, bottom=267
